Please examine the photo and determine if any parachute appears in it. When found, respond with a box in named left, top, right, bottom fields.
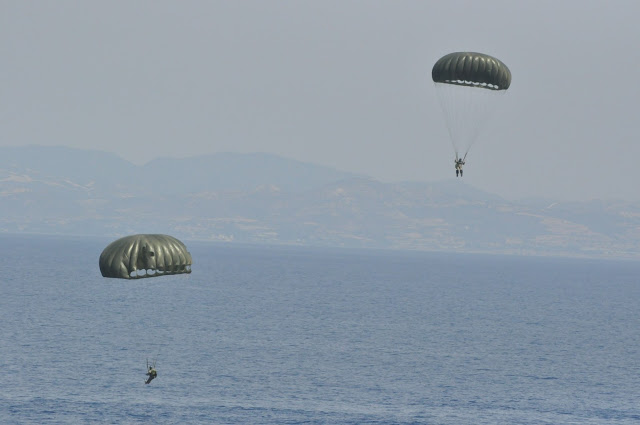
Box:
left=99, top=234, right=192, bottom=279
left=432, top=52, right=511, bottom=160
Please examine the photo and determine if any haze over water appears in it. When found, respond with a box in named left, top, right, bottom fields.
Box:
left=1, top=234, right=639, bottom=424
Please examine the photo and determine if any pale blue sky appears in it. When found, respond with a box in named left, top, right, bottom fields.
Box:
left=2, top=0, right=639, bottom=201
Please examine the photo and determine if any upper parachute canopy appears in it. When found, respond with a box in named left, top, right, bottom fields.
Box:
left=99, top=234, right=192, bottom=279
left=432, top=52, right=511, bottom=90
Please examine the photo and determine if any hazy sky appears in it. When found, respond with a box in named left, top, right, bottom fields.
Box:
left=2, top=1, right=639, bottom=201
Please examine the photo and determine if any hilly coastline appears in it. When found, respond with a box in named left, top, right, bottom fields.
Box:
left=2, top=145, right=639, bottom=259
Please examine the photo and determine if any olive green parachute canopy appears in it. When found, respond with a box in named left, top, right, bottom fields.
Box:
left=432, top=52, right=511, bottom=90
left=99, top=234, right=192, bottom=279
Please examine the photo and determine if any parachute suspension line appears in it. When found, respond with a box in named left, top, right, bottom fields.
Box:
left=435, top=82, right=462, bottom=157
left=434, top=82, right=506, bottom=160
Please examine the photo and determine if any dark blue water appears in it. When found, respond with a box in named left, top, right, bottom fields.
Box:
left=1, top=234, right=639, bottom=424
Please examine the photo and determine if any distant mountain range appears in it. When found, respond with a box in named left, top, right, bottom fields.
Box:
left=2, top=145, right=640, bottom=259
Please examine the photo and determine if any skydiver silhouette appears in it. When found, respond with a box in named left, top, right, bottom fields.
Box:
left=455, top=157, right=465, bottom=177
left=145, top=366, right=157, bottom=384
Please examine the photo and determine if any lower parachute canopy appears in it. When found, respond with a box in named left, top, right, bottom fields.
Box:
left=432, top=52, right=511, bottom=159
left=99, top=234, right=192, bottom=279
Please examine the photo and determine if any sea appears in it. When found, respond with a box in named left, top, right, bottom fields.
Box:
left=1, top=233, right=639, bottom=425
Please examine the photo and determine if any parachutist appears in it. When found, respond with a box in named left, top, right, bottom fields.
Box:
left=433, top=52, right=510, bottom=177
left=455, top=158, right=465, bottom=177
left=145, top=366, right=157, bottom=384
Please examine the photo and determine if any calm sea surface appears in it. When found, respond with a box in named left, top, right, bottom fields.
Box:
left=1, top=234, right=639, bottom=424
